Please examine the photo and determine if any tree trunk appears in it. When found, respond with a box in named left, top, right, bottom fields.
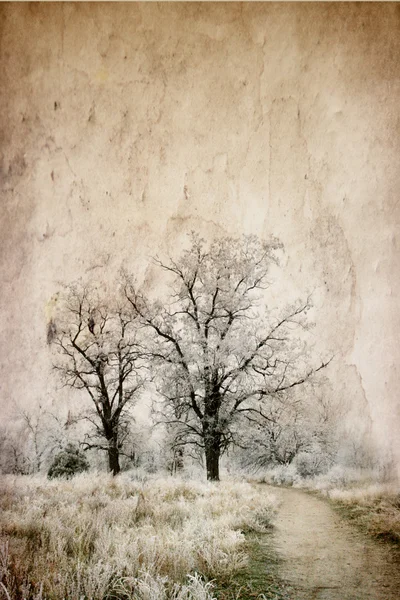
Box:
left=108, top=438, right=121, bottom=476
left=204, top=440, right=221, bottom=481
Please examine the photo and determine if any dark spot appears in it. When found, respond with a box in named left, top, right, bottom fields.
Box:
left=88, top=105, right=95, bottom=123
left=305, top=174, right=308, bottom=179
left=47, top=320, right=57, bottom=345
left=51, top=171, right=54, bottom=181
left=54, top=101, right=60, bottom=111
left=8, top=154, right=26, bottom=178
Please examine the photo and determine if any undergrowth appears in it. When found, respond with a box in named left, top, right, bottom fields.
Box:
left=0, top=474, right=278, bottom=600
left=324, top=484, right=400, bottom=544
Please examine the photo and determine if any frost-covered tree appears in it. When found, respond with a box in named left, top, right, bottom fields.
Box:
left=235, top=391, right=339, bottom=474
left=125, top=234, right=330, bottom=481
left=52, top=285, right=144, bottom=475
left=0, top=405, right=69, bottom=475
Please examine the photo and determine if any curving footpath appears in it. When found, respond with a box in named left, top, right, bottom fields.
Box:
left=269, top=486, right=400, bottom=600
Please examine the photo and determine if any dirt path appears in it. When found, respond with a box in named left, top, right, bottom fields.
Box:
left=269, top=486, right=400, bottom=600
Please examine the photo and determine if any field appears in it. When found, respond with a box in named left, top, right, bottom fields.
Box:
left=0, top=474, right=278, bottom=600
left=2, top=469, right=399, bottom=600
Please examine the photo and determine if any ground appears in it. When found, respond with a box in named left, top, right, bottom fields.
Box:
left=257, top=486, right=400, bottom=600
left=1, top=476, right=399, bottom=600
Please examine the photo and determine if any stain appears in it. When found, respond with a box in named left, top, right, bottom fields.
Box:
left=88, top=104, right=95, bottom=123
left=46, top=319, right=56, bottom=345
left=80, top=194, right=90, bottom=210
left=86, top=254, right=111, bottom=271
left=2, top=154, right=27, bottom=183
left=39, top=222, right=55, bottom=242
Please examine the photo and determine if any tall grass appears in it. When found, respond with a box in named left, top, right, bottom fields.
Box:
left=320, top=482, right=400, bottom=544
left=0, top=474, right=277, bottom=600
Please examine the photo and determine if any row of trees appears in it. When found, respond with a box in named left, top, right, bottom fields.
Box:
left=0, top=397, right=374, bottom=479
left=49, top=234, right=332, bottom=481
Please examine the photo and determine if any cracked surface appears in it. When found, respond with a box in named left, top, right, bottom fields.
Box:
left=0, top=3, right=399, bottom=470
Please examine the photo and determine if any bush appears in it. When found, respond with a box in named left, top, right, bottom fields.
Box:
left=294, top=452, right=331, bottom=478
left=256, top=464, right=301, bottom=487
left=47, top=444, right=90, bottom=479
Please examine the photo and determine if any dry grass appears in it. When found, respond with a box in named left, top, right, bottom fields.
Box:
left=295, top=468, right=400, bottom=544
left=0, top=474, right=277, bottom=600
left=323, top=483, right=400, bottom=544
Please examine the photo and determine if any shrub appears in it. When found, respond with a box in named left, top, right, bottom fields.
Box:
left=294, top=452, right=331, bottom=478
left=256, top=464, right=300, bottom=487
left=47, top=444, right=89, bottom=479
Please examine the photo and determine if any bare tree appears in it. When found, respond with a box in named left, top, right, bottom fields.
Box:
left=125, top=234, right=331, bottom=481
left=236, top=391, right=339, bottom=473
left=20, top=406, right=49, bottom=473
left=0, top=405, right=64, bottom=475
left=52, top=285, right=143, bottom=475
left=0, top=425, right=29, bottom=474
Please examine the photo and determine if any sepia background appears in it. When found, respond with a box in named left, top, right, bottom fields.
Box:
left=0, top=2, right=399, bottom=473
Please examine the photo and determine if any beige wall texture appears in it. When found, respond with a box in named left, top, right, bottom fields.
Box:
left=1, top=3, right=399, bottom=471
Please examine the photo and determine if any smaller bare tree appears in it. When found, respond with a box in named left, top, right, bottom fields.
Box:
left=52, top=285, right=144, bottom=475
left=236, top=390, right=339, bottom=473
left=20, top=405, right=50, bottom=473
left=0, top=425, right=29, bottom=474
left=0, top=405, right=63, bottom=475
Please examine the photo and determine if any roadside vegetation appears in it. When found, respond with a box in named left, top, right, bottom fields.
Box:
left=0, top=474, right=278, bottom=600
left=322, top=483, right=400, bottom=544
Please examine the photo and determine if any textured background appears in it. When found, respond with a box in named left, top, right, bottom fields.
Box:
left=1, top=3, right=399, bottom=471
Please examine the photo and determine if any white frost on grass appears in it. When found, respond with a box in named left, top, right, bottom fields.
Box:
left=0, top=473, right=277, bottom=600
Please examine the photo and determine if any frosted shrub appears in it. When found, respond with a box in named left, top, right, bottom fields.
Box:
left=304, top=466, right=379, bottom=492
left=294, top=452, right=331, bottom=478
left=256, top=464, right=301, bottom=487
left=47, top=444, right=89, bottom=479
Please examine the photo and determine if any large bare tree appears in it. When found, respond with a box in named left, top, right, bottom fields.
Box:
left=52, top=286, right=143, bottom=475
left=125, top=234, right=330, bottom=481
